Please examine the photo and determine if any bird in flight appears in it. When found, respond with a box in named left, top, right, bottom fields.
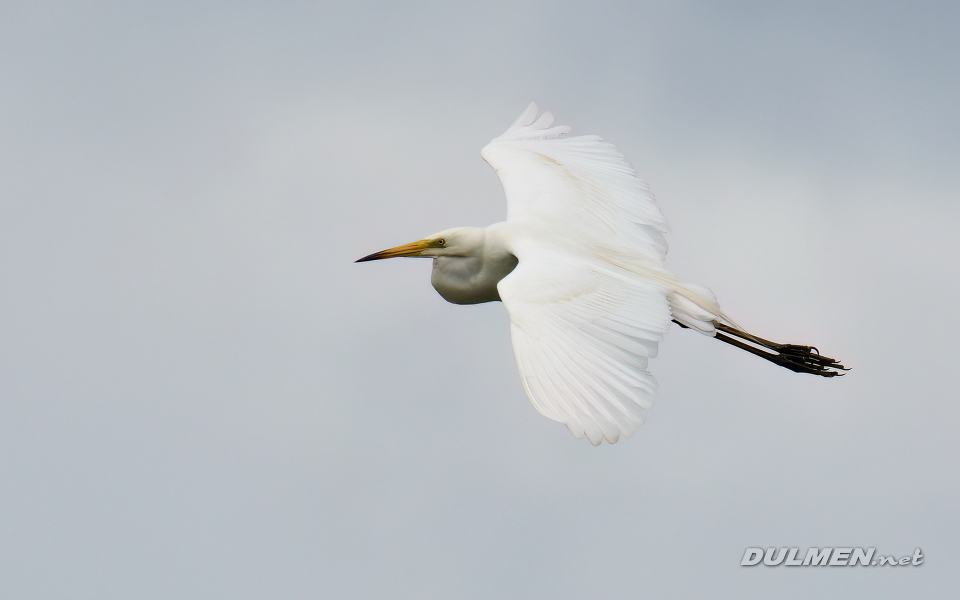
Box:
left=357, top=103, right=847, bottom=445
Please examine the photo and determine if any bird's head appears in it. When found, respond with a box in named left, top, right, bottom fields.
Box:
left=355, top=228, right=481, bottom=262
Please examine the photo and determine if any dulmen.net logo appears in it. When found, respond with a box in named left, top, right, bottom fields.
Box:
left=741, top=547, right=924, bottom=567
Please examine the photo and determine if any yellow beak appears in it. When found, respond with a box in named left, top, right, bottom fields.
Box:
left=355, top=240, right=431, bottom=262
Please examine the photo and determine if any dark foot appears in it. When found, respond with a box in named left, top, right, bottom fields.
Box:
left=674, top=320, right=849, bottom=377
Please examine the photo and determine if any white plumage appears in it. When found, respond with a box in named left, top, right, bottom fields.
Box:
left=483, top=104, right=711, bottom=444
left=357, top=103, right=847, bottom=445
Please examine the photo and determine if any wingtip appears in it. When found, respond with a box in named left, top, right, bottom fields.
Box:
left=495, top=102, right=572, bottom=141
left=512, top=102, right=539, bottom=129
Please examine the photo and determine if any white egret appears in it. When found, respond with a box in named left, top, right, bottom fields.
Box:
left=358, top=103, right=846, bottom=445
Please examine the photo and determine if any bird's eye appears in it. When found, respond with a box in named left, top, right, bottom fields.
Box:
left=437, top=239, right=446, bottom=246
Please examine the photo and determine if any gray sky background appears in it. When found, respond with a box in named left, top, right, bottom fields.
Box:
left=2, top=1, right=958, bottom=598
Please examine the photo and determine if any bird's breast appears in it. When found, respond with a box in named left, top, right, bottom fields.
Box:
left=431, top=253, right=518, bottom=305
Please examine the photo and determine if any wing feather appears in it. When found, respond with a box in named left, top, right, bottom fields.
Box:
left=486, top=104, right=677, bottom=444
left=498, top=252, right=671, bottom=445
left=482, top=103, right=668, bottom=266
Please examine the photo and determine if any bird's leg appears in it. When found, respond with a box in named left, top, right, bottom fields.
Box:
left=673, top=320, right=849, bottom=377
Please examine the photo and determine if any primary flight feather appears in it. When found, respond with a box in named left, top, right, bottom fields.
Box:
left=357, top=103, right=846, bottom=445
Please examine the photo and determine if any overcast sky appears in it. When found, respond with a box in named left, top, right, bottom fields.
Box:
left=2, top=1, right=958, bottom=598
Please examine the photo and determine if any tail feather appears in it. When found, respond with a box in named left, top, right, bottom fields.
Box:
left=668, top=284, right=724, bottom=334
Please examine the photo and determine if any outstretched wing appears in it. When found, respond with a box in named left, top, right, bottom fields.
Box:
left=497, top=250, right=672, bottom=445
left=481, top=102, right=669, bottom=266
left=484, top=104, right=675, bottom=444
